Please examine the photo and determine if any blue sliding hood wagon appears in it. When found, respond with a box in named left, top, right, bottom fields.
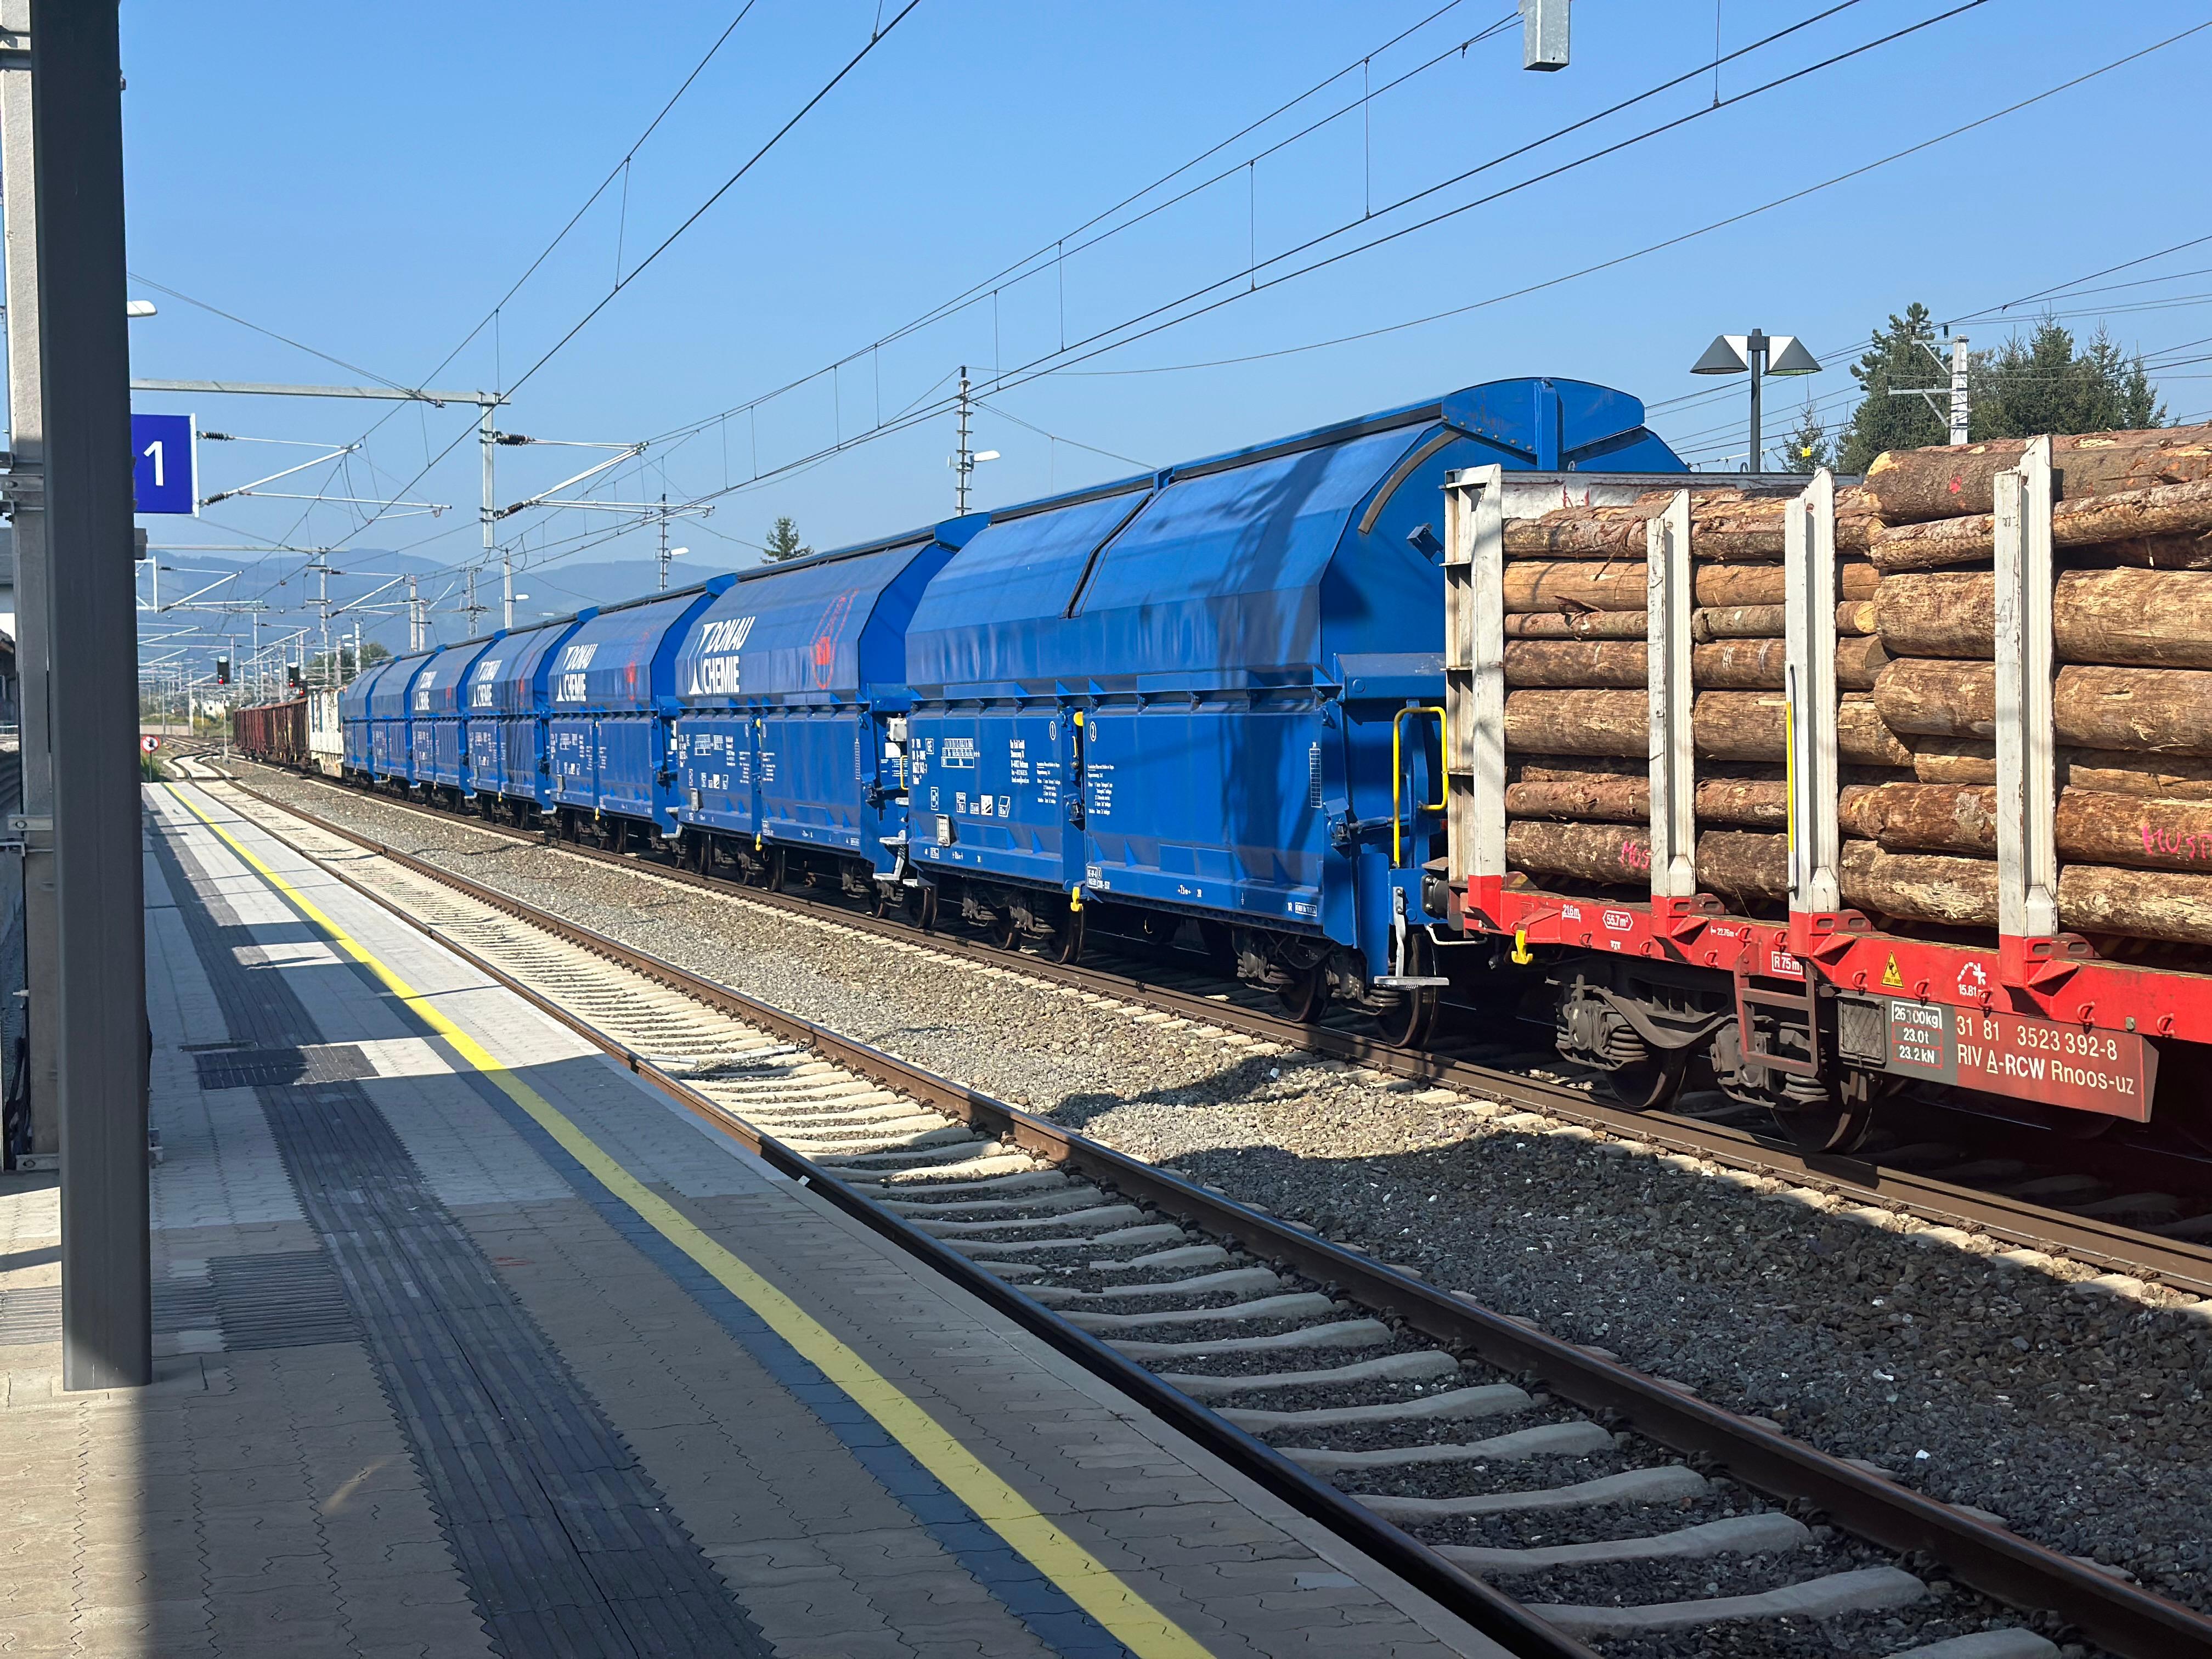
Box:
left=667, top=516, right=983, bottom=893
left=409, top=634, right=506, bottom=799
left=901, top=377, right=1684, bottom=1027
left=465, top=611, right=597, bottom=820
left=544, top=579, right=733, bottom=844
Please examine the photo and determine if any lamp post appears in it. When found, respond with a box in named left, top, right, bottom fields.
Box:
left=1691, top=329, right=1821, bottom=472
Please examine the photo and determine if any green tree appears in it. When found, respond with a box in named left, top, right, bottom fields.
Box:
left=1970, top=318, right=2163, bottom=441
left=1779, top=397, right=1833, bottom=473
left=761, top=516, right=811, bottom=562
left=1838, top=302, right=1945, bottom=474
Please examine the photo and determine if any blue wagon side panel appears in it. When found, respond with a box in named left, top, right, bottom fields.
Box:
left=673, top=524, right=979, bottom=872
left=411, top=635, right=505, bottom=792
left=366, top=651, right=436, bottom=783
left=339, top=658, right=395, bottom=774
left=475, top=617, right=592, bottom=806
left=548, top=583, right=731, bottom=829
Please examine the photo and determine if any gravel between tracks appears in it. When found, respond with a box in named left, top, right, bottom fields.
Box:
left=232, top=770, right=2212, bottom=1623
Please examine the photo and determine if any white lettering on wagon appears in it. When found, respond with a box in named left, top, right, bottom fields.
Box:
left=686, top=615, right=756, bottom=697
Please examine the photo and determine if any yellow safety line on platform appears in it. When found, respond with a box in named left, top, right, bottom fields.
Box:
left=160, top=785, right=1214, bottom=1659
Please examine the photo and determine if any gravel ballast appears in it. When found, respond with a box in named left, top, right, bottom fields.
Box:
left=228, top=769, right=2212, bottom=1620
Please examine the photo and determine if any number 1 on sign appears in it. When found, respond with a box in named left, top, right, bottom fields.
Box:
left=143, top=439, right=163, bottom=487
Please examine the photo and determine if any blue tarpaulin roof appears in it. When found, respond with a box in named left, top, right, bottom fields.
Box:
left=547, top=580, right=732, bottom=714
left=475, top=614, right=594, bottom=716
left=673, top=530, right=963, bottom=707
left=408, top=636, right=506, bottom=718
left=365, top=651, right=436, bottom=720
left=905, top=378, right=1681, bottom=697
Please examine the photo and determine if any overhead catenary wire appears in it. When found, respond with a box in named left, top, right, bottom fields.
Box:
left=680, top=14, right=2205, bottom=511
left=645, top=1, right=1868, bottom=447
left=318, top=2, right=926, bottom=562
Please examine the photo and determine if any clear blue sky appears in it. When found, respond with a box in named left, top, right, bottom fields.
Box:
left=115, top=0, right=2212, bottom=657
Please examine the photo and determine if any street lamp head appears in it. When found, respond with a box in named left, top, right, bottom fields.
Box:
left=125, top=299, right=157, bottom=319
left=1766, top=335, right=1822, bottom=376
left=667, top=547, right=688, bottom=559
left=1691, top=334, right=1751, bottom=375
left=971, top=450, right=1001, bottom=464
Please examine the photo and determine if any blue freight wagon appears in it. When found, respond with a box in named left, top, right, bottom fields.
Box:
left=465, top=612, right=597, bottom=821
left=366, top=650, right=437, bottom=786
left=901, top=377, right=1683, bottom=1031
left=338, top=655, right=398, bottom=777
left=668, top=516, right=985, bottom=895
left=545, top=580, right=734, bottom=846
left=409, top=634, right=506, bottom=800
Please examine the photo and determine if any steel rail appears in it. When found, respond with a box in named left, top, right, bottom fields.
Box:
left=211, top=777, right=2212, bottom=1659
left=224, top=766, right=2212, bottom=1299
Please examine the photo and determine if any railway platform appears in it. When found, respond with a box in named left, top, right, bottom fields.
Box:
left=0, top=783, right=1506, bottom=1659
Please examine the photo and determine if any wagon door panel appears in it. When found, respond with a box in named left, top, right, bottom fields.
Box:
left=1084, top=702, right=1327, bottom=927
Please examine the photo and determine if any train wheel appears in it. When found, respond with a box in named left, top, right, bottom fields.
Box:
left=1774, top=1098, right=1876, bottom=1154
left=1045, top=907, right=1085, bottom=966
left=1602, top=1047, right=1691, bottom=1111
left=913, top=884, right=938, bottom=931
left=1277, top=963, right=1329, bottom=1024
left=987, top=915, right=1021, bottom=951
left=1373, top=937, right=1438, bottom=1048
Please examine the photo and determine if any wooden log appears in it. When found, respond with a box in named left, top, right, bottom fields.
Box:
left=1875, top=568, right=2212, bottom=669
left=1504, top=822, right=1787, bottom=903
left=1498, top=636, right=1810, bottom=690
left=1692, top=604, right=1784, bottom=640
left=1844, top=781, right=2212, bottom=873
left=1899, top=736, right=2212, bottom=800
left=1504, top=610, right=1649, bottom=639
left=1840, top=841, right=1995, bottom=927
left=1503, top=641, right=1645, bottom=688
left=1505, top=819, right=1651, bottom=885
left=1873, top=659, right=2212, bottom=757
left=1505, top=689, right=1650, bottom=755
left=1836, top=634, right=1891, bottom=690
left=1690, top=691, right=1912, bottom=766
left=1864, top=425, right=2212, bottom=523
left=2079, top=531, right=2212, bottom=570
left=1674, top=600, right=1870, bottom=642
left=2060, top=865, right=2212, bottom=947
left=1506, top=777, right=1649, bottom=823
left=1838, top=840, right=2212, bottom=946
left=1506, top=689, right=1909, bottom=763
left=1868, top=478, right=2212, bottom=570
left=1503, top=562, right=1647, bottom=613
left=1501, top=488, right=1881, bottom=560
left=1695, top=639, right=1786, bottom=690
left=1504, top=775, right=1865, bottom=831
left=1515, top=756, right=1649, bottom=782
left=1503, top=560, right=1877, bottom=613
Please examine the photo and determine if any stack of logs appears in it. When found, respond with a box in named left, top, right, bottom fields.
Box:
left=1498, top=422, right=2212, bottom=947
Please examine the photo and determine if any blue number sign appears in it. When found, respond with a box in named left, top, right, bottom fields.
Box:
left=131, top=412, right=196, bottom=515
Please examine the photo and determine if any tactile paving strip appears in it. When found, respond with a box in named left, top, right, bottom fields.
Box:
left=0, top=1249, right=354, bottom=1351
left=193, top=1042, right=377, bottom=1089
left=154, top=821, right=774, bottom=1658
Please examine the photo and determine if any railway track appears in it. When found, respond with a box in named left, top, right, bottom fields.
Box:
left=202, top=760, right=2212, bottom=1302
left=182, top=774, right=2212, bottom=1659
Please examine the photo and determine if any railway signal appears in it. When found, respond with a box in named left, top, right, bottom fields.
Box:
left=215, top=656, right=230, bottom=686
